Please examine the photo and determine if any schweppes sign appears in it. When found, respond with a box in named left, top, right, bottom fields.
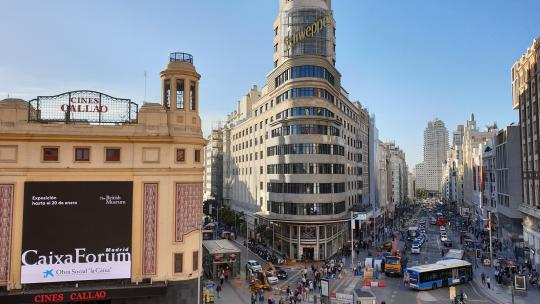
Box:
left=284, top=15, right=332, bottom=49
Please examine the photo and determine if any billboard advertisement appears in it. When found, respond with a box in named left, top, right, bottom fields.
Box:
left=22, top=181, right=133, bottom=284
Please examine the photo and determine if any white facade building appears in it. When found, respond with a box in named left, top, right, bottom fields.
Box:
left=415, top=119, right=448, bottom=195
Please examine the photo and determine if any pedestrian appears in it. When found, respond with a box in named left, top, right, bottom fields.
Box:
left=220, top=272, right=225, bottom=285
left=251, top=292, right=257, bottom=304
left=481, top=272, right=485, bottom=284
left=216, top=284, right=222, bottom=299
left=486, top=276, right=491, bottom=289
left=258, top=290, right=265, bottom=304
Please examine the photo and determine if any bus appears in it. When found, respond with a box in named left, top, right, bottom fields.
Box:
left=443, top=249, right=464, bottom=261
left=434, top=212, right=446, bottom=226
left=407, top=227, right=419, bottom=241
left=406, top=259, right=472, bottom=290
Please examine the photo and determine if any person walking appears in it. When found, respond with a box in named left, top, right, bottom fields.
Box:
left=216, top=284, right=222, bottom=299
left=481, top=272, right=485, bottom=284
left=486, top=276, right=491, bottom=289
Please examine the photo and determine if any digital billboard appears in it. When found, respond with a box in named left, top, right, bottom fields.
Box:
left=22, top=181, right=133, bottom=284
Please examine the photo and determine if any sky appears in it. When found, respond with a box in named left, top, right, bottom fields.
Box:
left=1, top=0, right=539, bottom=167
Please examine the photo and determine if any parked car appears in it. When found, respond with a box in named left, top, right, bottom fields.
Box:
left=439, top=225, right=446, bottom=231
left=440, top=234, right=448, bottom=242
left=443, top=239, right=453, bottom=247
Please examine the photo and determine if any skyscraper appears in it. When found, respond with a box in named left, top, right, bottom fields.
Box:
left=416, top=119, right=449, bottom=195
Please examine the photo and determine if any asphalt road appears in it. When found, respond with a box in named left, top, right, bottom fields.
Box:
left=225, top=206, right=499, bottom=304
left=369, top=207, right=493, bottom=304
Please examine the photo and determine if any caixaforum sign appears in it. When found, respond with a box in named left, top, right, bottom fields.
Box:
left=22, top=182, right=133, bottom=284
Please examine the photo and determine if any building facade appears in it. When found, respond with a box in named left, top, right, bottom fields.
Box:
left=494, top=126, right=523, bottom=245
left=415, top=119, right=449, bottom=195
left=0, top=53, right=205, bottom=304
left=512, top=37, right=540, bottom=268
left=461, top=114, right=498, bottom=226
left=203, top=127, right=224, bottom=203
left=221, top=0, right=370, bottom=261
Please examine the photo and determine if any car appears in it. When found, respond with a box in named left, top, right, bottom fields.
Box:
left=411, top=243, right=421, bottom=254
left=439, top=225, right=446, bottom=231
left=430, top=217, right=437, bottom=225
left=247, top=260, right=262, bottom=272
left=267, top=274, right=279, bottom=284
left=275, top=267, right=288, bottom=280
left=440, top=234, right=448, bottom=242
left=443, top=239, right=453, bottom=247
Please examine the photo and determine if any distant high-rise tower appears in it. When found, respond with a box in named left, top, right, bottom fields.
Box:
left=416, top=119, right=449, bottom=195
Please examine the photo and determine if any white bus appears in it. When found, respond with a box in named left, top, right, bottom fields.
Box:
left=406, top=259, right=473, bottom=290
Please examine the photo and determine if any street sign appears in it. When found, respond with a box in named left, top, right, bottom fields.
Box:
left=352, top=212, right=368, bottom=221
left=515, top=275, right=526, bottom=290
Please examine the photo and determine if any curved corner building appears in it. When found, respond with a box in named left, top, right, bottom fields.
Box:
left=223, top=0, right=370, bottom=260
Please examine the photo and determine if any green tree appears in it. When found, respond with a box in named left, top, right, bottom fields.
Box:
left=416, top=188, right=428, bottom=199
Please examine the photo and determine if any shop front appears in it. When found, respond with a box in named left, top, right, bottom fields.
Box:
left=203, top=240, right=241, bottom=280
left=0, top=283, right=167, bottom=304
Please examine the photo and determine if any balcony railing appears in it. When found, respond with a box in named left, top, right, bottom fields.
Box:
left=169, top=52, right=193, bottom=64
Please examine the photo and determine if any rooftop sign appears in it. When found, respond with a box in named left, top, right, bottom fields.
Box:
left=28, top=90, right=138, bottom=124
left=284, top=15, right=332, bottom=50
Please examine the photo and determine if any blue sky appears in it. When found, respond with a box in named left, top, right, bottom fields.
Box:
left=1, top=0, right=539, bottom=167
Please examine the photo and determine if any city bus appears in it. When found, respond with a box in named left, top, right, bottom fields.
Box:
left=406, top=227, right=419, bottom=241
left=406, top=259, right=472, bottom=290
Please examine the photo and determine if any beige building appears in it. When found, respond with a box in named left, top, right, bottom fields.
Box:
left=0, top=52, right=205, bottom=304
left=512, top=37, right=540, bottom=269
left=222, top=0, right=370, bottom=261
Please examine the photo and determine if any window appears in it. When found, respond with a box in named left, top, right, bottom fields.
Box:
left=260, top=182, right=263, bottom=190
left=105, top=148, right=121, bottom=162
left=195, top=149, right=201, bottom=162
left=75, top=147, right=90, bottom=161
left=164, top=79, right=171, bottom=109
left=274, top=60, right=278, bottom=68
left=42, top=147, right=59, bottom=161
left=192, top=251, right=199, bottom=271
left=274, top=43, right=278, bottom=52
left=190, top=82, right=196, bottom=110
left=174, top=253, right=183, bottom=273
left=176, top=79, right=184, bottom=109
left=176, top=148, right=186, bottom=162
left=274, top=27, right=278, bottom=36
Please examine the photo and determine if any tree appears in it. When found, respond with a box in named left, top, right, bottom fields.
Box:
left=416, top=188, right=428, bottom=199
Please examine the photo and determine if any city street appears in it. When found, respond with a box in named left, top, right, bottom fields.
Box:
left=211, top=203, right=540, bottom=304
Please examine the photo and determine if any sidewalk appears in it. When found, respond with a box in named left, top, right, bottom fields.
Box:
left=471, top=263, right=540, bottom=304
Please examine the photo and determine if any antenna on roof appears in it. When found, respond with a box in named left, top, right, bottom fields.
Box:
left=143, top=70, right=148, bottom=103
